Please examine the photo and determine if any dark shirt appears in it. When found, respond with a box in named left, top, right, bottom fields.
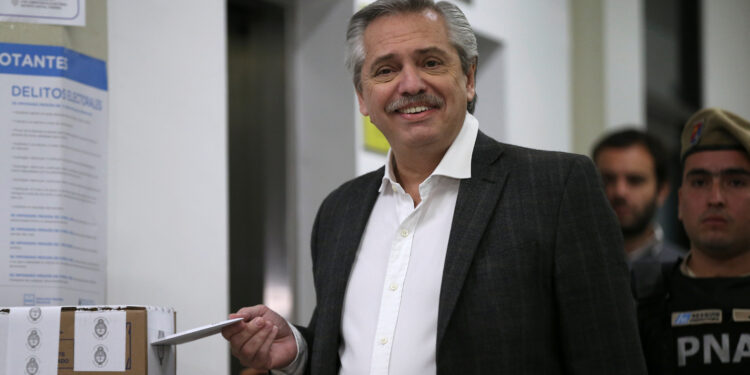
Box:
left=634, top=261, right=750, bottom=374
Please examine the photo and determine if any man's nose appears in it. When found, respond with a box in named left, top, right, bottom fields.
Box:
left=398, top=64, right=426, bottom=95
left=707, top=179, right=726, bottom=206
left=612, top=178, right=628, bottom=198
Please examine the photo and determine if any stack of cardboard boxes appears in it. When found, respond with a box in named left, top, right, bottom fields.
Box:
left=0, top=306, right=175, bottom=375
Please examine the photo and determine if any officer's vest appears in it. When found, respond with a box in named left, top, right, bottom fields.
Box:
left=633, top=260, right=750, bottom=374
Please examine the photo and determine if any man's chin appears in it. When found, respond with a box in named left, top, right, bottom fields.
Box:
left=619, top=201, right=658, bottom=238
left=621, top=219, right=652, bottom=238
left=696, top=239, right=747, bottom=260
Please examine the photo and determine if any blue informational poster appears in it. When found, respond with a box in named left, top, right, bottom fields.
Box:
left=0, top=42, right=107, bottom=306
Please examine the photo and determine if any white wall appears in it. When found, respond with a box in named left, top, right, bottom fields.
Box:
left=290, top=0, right=357, bottom=324
left=603, top=0, right=644, bottom=130
left=703, top=0, right=750, bottom=120
left=107, top=1, right=229, bottom=374
left=570, top=0, right=645, bottom=155
left=460, top=0, right=571, bottom=152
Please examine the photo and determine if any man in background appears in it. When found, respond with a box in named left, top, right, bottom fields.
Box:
left=634, top=108, right=750, bottom=373
left=593, top=129, right=684, bottom=266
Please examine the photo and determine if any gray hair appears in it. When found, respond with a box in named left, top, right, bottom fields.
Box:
left=346, top=0, right=479, bottom=113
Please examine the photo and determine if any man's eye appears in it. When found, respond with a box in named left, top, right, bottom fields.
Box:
left=424, top=59, right=441, bottom=68
left=689, top=178, right=707, bottom=188
left=627, top=176, right=646, bottom=186
left=375, top=67, right=394, bottom=76
left=726, top=177, right=749, bottom=188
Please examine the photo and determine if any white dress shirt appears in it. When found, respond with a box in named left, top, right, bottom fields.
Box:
left=280, top=113, right=478, bottom=375
left=339, top=114, right=478, bottom=375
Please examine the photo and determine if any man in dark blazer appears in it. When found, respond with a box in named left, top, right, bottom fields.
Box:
left=223, top=1, right=647, bottom=374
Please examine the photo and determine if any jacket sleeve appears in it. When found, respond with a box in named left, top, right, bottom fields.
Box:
left=553, top=155, right=647, bottom=374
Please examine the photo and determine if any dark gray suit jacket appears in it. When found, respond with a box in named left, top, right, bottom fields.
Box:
left=301, top=131, right=647, bottom=374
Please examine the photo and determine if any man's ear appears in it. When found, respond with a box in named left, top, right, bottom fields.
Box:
left=356, top=88, right=369, bottom=116
left=465, top=62, right=476, bottom=102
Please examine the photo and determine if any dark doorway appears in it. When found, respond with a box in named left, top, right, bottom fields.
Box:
left=645, top=0, right=701, bottom=250
left=228, top=1, right=289, bottom=373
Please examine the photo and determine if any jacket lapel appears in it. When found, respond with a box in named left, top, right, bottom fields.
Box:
left=329, top=170, right=382, bottom=303
left=437, top=131, right=509, bottom=347
left=317, top=168, right=383, bottom=369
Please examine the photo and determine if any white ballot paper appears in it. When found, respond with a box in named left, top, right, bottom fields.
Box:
left=151, top=317, right=243, bottom=346
left=74, top=310, right=126, bottom=371
left=6, top=306, right=61, bottom=375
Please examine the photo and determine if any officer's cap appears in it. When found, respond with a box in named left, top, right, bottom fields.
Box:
left=681, top=107, right=750, bottom=161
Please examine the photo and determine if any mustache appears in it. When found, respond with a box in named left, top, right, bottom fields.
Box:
left=385, top=94, right=444, bottom=113
left=610, top=197, right=627, bottom=207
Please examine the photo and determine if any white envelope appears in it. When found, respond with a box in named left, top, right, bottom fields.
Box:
left=150, top=317, right=243, bottom=346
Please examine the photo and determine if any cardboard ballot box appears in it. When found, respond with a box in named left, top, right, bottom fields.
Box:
left=0, top=306, right=175, bottom=375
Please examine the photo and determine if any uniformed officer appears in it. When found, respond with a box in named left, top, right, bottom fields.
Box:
left=633, top=108, right=750, bottom=374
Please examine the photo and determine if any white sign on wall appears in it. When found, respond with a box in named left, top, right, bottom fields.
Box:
left=0, top=42, right=107, bottom=306
left=0, top=0, right=86, bottom=27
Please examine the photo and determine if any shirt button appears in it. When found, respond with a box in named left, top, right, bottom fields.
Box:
left=391, top=185, right=397, bottom=192
left=400, top=229, right=409, bottom=237
left=380, top=337, right=388, bottom=345
left=389, top=283, right=398, bottom=291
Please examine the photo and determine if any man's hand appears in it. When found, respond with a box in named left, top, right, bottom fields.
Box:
left=222, top=305, right=298, bottom=371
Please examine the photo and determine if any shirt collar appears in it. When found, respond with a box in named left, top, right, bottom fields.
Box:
left=627, top=225, right=662, bottom=262
left=680, top=251, right=696, bottom=277
left=379, top=113, right=479, bottom=192
left=680, top=250, right=750, bottom=278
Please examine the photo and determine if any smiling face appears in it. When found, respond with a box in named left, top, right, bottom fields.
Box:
left=679, top=150, right=750, bottom=259
left=356, top=10, right=475, bottom=156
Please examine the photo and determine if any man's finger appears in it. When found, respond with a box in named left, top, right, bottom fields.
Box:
left=226, top=317, right=266, bottom=353
left=221, top=320, right=247, bottom=340
left=235, top=305, right=268, bottom=320
left=256, top=325, right=279, bottom=368
left=239, top=320, right=275, bottom=368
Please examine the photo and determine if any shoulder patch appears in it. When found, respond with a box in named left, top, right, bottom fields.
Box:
left=733, top=309, right=750, bottom=322
left=672, top=309, right=722, bottom=326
